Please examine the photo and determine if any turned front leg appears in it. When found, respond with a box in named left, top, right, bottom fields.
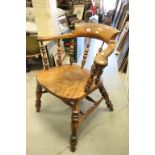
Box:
left=99, top=84, right=114, bottom=111
left=70, top=101, right=80, bottom=152
left=35, top=83, right=42, bottom=112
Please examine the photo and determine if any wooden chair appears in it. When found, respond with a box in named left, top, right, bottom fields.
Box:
left=35, top=23, right=119, bottom=152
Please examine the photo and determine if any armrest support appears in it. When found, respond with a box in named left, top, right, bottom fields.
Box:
left=94, top=40, right=115, bottom=66
left=84, top=40, right=116, bottom=92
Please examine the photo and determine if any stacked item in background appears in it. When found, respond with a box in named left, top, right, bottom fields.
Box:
left=116, top=21, right=129, bottom=73
left=112, top=0, right=129, bottom=73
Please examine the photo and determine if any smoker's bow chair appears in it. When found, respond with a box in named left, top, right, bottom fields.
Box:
left=35, top=23, right=119, bottom=152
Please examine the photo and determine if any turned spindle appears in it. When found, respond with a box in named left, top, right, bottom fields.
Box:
left=70, top=39, right=75, bottom=65
left=40, top=41, right=49, bottom=70
left=57, top=39, right=62, bottom=66
left=81, top=38, right=90, bottom=68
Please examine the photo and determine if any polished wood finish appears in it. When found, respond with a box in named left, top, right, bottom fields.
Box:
left=35, top=23, right=119, bottom=152
left=85, top=40, right=117, bottom=92
left=94, top=40, right=116, bottom=66
left=38, top=23, right=119, bottom=42
left=36, top=65, right=101, bottom=100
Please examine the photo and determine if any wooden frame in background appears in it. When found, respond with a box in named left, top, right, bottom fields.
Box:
left=73, top=5, right=85, bottom=20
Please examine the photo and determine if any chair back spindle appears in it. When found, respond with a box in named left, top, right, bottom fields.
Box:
left=57, top=39, right=62, bottom=66
left=69, top=39, right=75, bottom=65
left=39, top=41, right=49, bottom=70
left=81, top=38, right=90, bottom=68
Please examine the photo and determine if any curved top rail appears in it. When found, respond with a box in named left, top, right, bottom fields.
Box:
left=37, top=23, right=120, bottom=43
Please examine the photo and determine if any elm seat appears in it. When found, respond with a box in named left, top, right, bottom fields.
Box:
left=36, top=64, right=100, bottom=100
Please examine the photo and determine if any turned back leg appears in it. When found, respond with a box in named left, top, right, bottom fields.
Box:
left=99, top=84, right=114, bottom=111
left=35, top=83, right=42, bottom=112
left=70, top=101, right=80, bottom=152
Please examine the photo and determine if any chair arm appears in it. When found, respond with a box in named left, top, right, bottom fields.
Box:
left=94, top=40, right=116, bottom=66
left=37, top=33, right=78, bottom=41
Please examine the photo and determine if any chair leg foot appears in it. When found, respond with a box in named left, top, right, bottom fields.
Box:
left=36, top=106, right=41, bottom=112
left=106, top=100, right=114, bottom=111
left=70, top=135, right=77, bottom=152
left=70, top=101, right=79, bottom=152
left=99, top=84, right=114, bottom=111
left=35, top=83, right=42, bottom=112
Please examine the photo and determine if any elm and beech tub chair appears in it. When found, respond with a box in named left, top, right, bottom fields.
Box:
left=35, top=23, right=119, bottom=152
